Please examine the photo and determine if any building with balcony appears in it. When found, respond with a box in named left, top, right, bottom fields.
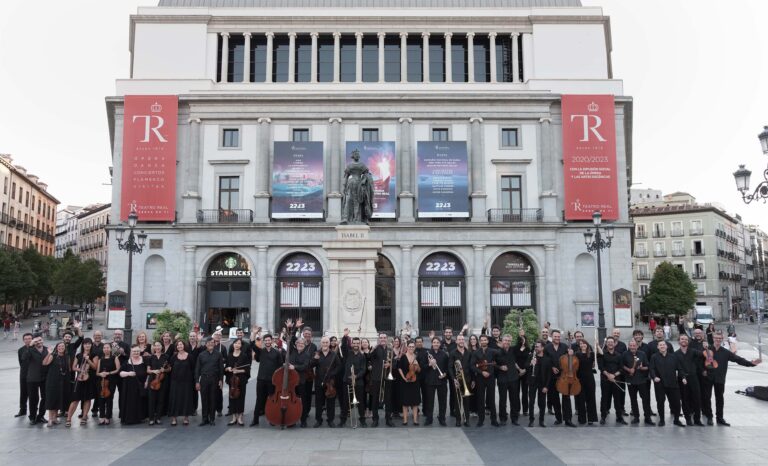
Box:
left=55, top=205, right=83, bottom=258
left=77, top=204, right=110, bottom=276
left=748, top=225, right=768, bottom=312
left=106, top=0, right=634, bottom=335
left=0, top=154, right=58, bottom=255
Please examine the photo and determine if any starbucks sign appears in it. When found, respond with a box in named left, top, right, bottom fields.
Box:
left=208, top=253, right=251, bottom=277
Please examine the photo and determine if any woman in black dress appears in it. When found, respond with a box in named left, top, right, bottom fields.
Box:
left=67, top=338, right=98, bottom=427
left=391, top=337, right=403, bottom=416
left=168, top=340, right=194, bottom=426
left=225, top=338, right=251, bottom=426
left=135, top=332, right=151, bottom=357
left=119, top=346, right=149, bottom=425
left=574, top=339, right=598, bottom=425
left=467, top=334, right=480, bottom=415
left=515, top=333, right=531, bottom=416
left=147, top=341, right=170, bottom=425
left=43, top=342, right=70, bottom=427
left=398, top=340, right=421, bottom=426
left=96, top=342, right=120, bottom=425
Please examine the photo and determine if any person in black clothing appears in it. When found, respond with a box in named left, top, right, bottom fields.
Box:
left=515, top=331, right=531, bottom=417
left=675, top=335, right=704, bottom=426
left=414, top=336, right=429, bottom=413
left=95, top=342, right=120, bottom=425
left=186, top=331, right=203, bottom=415
left=288, top=337, right=311, bottom=427
left=702, top=331, right=761, bottom=426
left=609, top=329, right=628, bottom=417
left=527, top=340, right=551, bottom=427
left=574, top=339, right=598, bottom=425
left=89, top=330, right=106, bottom=419
left=168, top=340, right=195, bottom=426
left=645, top=328, right=672, bottom=416
left=250, top=333, right=283, bottom=426
left=147, top=341, right=170, bottom=425
left=211, top=331, right=227, bottom=417
left=290, top=319, right=317, bottom=427
left=544, top=330, right=569, bottom=425
left=631, top=330, right=650, bottom=355
left=448, top=334, right=473, bottom=427
left=440, top=326, right=460, bottom=418
left=68, top=338, right=98, bottom=427
left=597, top=336, right=628, bottom=425
left=470, top=335, right=500, bottom=427
left=44, top=342, right=70, bottom=426
left=110, top=329, right=131, bottom=416
left=496, top=335, right=522, bottom=426
left=339, top=337, right=367, bottom=427
left=195, top=338, right=224, bottom=426
left=649, top=340, right=686, bottom=427
left=369, top=333, right=393, bottom=427
left=312, top=336, right=340, bottom=427
left=423, top=337, right=449, bottom=426
left=23, top=336, right=49, bottom=425
left=16, top=333, right=33, bottom=418
left=622, top=339, right=653, bottom=425
left=706, top=323, right=715, bottom=346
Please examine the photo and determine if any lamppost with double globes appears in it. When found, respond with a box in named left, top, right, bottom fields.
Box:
left=114, top=207, right=147, bottom=344
left=733, top=126, right=768, bottom=204
left=583, top=210, right=614, bottom=343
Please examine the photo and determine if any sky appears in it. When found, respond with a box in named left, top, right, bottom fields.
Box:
left=0, top=0, right=765, bottom=228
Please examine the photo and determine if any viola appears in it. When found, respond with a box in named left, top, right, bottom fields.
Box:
left=100, top=377, right=111, bottom=399
left=556, top=353, right=582, bottom=396
left=475, top=360, right=497, bottom=372
left=405, top=359, right=420, bottom=382
left=704, top=349, right=718, bottom=370
left=229, top=374, right=241, bottom=399
left=324, top=378, right=337, bottom=398
left=265, top=338, right=302, bottom=429
left=150, top=362, right=170, bottom=391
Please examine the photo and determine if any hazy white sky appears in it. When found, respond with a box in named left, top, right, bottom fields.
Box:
left=0, top=0, right=765, bottom=228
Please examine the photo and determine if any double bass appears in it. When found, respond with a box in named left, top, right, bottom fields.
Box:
left=265, top=335, right=302, bottom=428
left=556, top=351, right=582, bottom=396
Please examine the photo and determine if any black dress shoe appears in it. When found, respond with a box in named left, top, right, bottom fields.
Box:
left=210, top=420, right=216, bottom=426
left=491, top=421, right=500, bottom=427
left=510, top=419, right=519, bottom=426
left=694, top=421, right=705, bottom=426
left=438, top=419, right=447, bottom=426
left=29, top=418, right=37, bottom=426
left=313, top=421, right=322, bottom=428
left=565, top=421, right=577, bottom=428
left=15, top=410, right=27, bottom=418
left=716, top=419, right=730, bottom=426
left=554, top=420, right=562, bottom=425
left=199, top=420, right=210, bottom=426
left=386, top=419, right=394, bottom=427
left=644, top=419, right=656, bottom=426
left=631, top=417, right=639, bottom=424
left=672, top=418, right=685, bottom=427
left=599, top=418, right=606, bottom=425
left=706, top=417, right=713, bottom=426
left=616, top=417, right=628, bottom=425
left=528, top=419, right=534, bottom=427
left=249, top=419, right=259, bottom=427
left=658, top=420, right=665, bottom=426
left=538, top=421, right=546, bottom=428
left=37, top=416, right=47, bottom=424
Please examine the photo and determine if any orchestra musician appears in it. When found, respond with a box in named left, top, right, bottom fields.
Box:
left=423, top=337, right=450, bottom=426
left=195, top=338, right=224, bottom=427
left=225, top=338, right=251, bottom=426
left=312, top=336, right=339, bottom=428
left=168, top=339, right=194, bottom=426
left=597, top=336, right=628, bottom=426
left=674, top=335, right=703, bottom=426
left=398, top=340, right=421, bottom=425
left=622, top=339, right=653, bottom=425
left=544, top=330, right=570, bottom=426
left=527, top=340, right=551, bottom=428
left=250, top=332, right=283, bottom=426
left=574, top=339, right=597, bottom=425
left=496, top=335, right=522, bottom=426
left=369, top=333, right=393, bottom=427
left=147, top=341, right=169, bottom=425
left=339, top=336, right=367, bottom=427
left=470, top=335, right=499, bottom=427
left=448, top=334, right=473, bottom=427
left=288, top=337, right=312, bottom=427
left=649, top=340, right=686, bottom=427
left=291, top=318, right=317, bottom=427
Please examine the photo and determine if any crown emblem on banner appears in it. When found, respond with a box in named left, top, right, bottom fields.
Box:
left=150, top=101, right=163, bottom=112
left=587, top=101, right=599, bottom=112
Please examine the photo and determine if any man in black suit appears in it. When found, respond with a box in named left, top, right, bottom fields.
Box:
left=16, top=333, right=33, bottom=418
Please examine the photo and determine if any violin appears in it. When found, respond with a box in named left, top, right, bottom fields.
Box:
left=229, top=374, right=241, bottom=399
left=150, top=362, right=170, bottom=391
left=704, top=348, right=718, bottom=370
left=265, top=330, right=302, bottom=429
left=405, top=358, right=420, bottom=382
left=100, top=377, right=111, bottom=399
left=475, top=360, right=497, bottom=372
left=556, top=352, right=582, bottom=396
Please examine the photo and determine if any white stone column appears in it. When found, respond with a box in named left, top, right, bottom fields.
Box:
left=544, top=244, right=557, bottom=327
left=473, top=245, right=486, bottom=328
left=255, top=245, right=268, bottom=328
left=328, top=117, right=343, bottom=222
left=333, top=32, right=341, bottom=83
left=355, top=32, right=363, bottom=83
left=288, top=32, right=296, bottom=83
left=422, top=32, right=430, bottom=83
left=378, top=32, right=386, bottom=83
left=469, top=117, right=486, bottom=222
left=539, top=117, right=558, bottom=222
left=466, top=32, right=475, bottom=83
left=401, top=244, right=414, bottom=329
left=265, top=32, right=274, bottom=83
left=522, top=32, right=533, bottom=82
left=255, top=117, right=272, bottom=223
left=181, top=118, right=202, bottom=222
left=182, top=245, right=197, bottom=315
left=444, top=33, right=453, bottom=83
left=310, top=32, right=319, bottom=83
left=242, top=33, right=251, bottom=83
left=398, top=117, right=415, bottom=222
left=511, top=33, right=520, bottom=83
left=489, top=32, right=497, bottom=83
left=400, top=32, right=408, bottom=83
left=220, top=32, right=229, bottom=83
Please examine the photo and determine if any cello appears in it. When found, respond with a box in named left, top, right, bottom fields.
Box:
left=556, top=350, right=582, bottom=396
left=265, top=331, right=302, bottom=428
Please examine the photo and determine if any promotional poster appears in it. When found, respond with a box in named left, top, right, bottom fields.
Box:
left=416, top=141, right=470, bottom=218
left=345, top=141, right=397, bottom=218
left=121, top=95, right=178, bottom=221
left=561, top=94, right=619, bottom=221
left=272, top=142, right=325, bottom=218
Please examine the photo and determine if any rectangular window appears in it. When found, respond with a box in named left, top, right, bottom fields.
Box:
left=638, top=263, right=649, bottom=278
left=671, top=221, right=683, bottom=236
left=692, top=240, right=704, bottom=255
left=218, top=176, right=240, bottom=211
left=432, top=128, right=449, bottom=142
left=11, top=183, right=16, bottom=199
left=317, top=35, right=334, bottom=83
left=221, top=128, right=240, bottom=148
left=361, top=36, right=379, bottom=83
left=295, top=34, right=312, bottom=83
left=690, top=220, right=703, bottom=235
left=1, top=202, right=5, bottom=214
left=251, top=34, right=268, bottom=83
left=362, top=128, right=379, bottom=142
left=473, top=35, right=490, bottom=83
left=500, top=175, right=522, bottom=211
left=450, top=35, right=467, bottom=83
left=672, top=240, right=685, bottom=256
left=25, top=192, right=29, bottom=207
left=406, top=35, right=423, bottom=82
left=272, top=34, right=290, bottom=82
left=495, top=35, right=513, bottom=83
left=383, top=35, right=400, bottom=82
left=292, top=128, right=310, bottom=142
left=428, top=35, right=445, bottom=83
left=340, top=35, right=356, bottom=82
left=635, top=242, right=647, bottom=256
left=693, top=262, right=705, bottom=278
left=635, top=223, right=647, bottom=238
left=18, top=187, right=22, bottom=201
left=228, top=34, right=245, bottom=83
left=640, top=284, right=649, bottom=297
left=501, top=128, right=519, bottom=148
left=3, top=177, right=6, bottom=195
left=654, top=242, right=666, bottom=256
left=653, top=222, right=665, bottom=237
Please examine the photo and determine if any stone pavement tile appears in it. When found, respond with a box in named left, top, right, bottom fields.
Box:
left=361, top=449, right=416, bottom=465
left=308, top=450, right=363, bottom=465
left=704, top=450, right=768, bottom=464
left=603, top=449, right=672, bottom=465
left=658, top=450, right=724, bottom=465
left=291, top=438, right=342, bottom=450
left=549, top=449, right=614, bottom=464
left=412, top=449, right=484, bottom=465
left=256, top=450, right=312, bottom=465
left=339, top=437, right=376, bottom=450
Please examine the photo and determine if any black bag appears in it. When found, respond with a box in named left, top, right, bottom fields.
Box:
left=747, top=386, right=768, bottom=401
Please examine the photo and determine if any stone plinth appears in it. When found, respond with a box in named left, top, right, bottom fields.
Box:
left=323, top=225, right=382, bottom=339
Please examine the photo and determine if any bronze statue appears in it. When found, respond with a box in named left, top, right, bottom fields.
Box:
left=341, top=149, right=374, bottom=225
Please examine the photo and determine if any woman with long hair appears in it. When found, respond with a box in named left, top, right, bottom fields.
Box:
left=515, top=331, right=531, bottom=417
left=119, top=346, right=149, bottom=425
left=43, top=342, right=70, bottom=427
left=135, top=332, right=151, bottom=357
left=398, top=341, right=421, bottom=426
left=391, top=336, right=403, bottom=417
left=225, top=338, right=250, bottom=426
left=575, top=339, right=598, bottom=425
left=147, top=341, right=169, bottom=425
left=96, top=342, right=120, bottom=425
left=168, top=339, right=195, bottom=426
left=67, top=338, right=98, bottom=427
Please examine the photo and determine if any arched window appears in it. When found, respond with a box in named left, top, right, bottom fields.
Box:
left=418, top=252, right=466, bottom=334
left=375, top=254, right=395, bottom=334
left=490, top=252, right=536, bottom=326
left=275, top=253, right=323, bottom=334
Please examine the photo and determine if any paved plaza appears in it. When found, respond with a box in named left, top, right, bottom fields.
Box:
left=2, top=317, right=767, bottom=465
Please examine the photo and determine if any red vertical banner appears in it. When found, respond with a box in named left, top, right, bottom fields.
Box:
left=561, top=94, right=619, bottom=220
left=121, top=95, right=178, bottom=221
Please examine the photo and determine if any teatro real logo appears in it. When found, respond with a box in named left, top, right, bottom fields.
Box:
left=570, top=101, right=606, bottom=143
left=132, top=101, right=168, bottom=144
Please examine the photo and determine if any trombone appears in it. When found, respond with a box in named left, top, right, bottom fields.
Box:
left=349, top=365, right=359, bottom=429
left=453, top=360, right=471, bottom=425
left=379, top=343, right=394, bottom=404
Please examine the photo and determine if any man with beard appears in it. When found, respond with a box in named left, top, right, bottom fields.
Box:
left=16, top=333, right=33, bottom=418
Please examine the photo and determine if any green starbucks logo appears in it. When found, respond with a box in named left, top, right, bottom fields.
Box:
left=224, top=256, right=238, bottom=269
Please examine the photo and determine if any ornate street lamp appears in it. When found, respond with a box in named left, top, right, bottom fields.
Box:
left=584, top=210, right=614, bottom=342
left=114, top=207, right=147, bottom=343
left=733, top=126, right=768, bottom=204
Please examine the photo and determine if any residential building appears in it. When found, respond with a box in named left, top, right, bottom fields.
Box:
left=55, top=205, right=83, bottom=258
left=77, top=203, right=110, bottom=276
left=748, top=225, right=768, bottom=312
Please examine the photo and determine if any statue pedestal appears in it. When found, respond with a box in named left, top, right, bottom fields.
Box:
left=323, top=225, right=382, bottom=339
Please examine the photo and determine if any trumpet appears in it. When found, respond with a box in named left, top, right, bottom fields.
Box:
left=428, top=353, right=444, bottom=378
left=349, top=365, right=359, bottom=429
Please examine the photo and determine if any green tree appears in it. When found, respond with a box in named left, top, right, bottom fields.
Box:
left=152, top=310, right=192, bottom=342
left=0, top=248, right=37, bottom=313
left=78, top=259, right=105, bottom=303
left=22, top=247, right=55, bottom=305
left=501, top=308, right=540, bottom=344
left=53, top=250, right=82, bottom=304
left=644, top=261, right=696, bottom=317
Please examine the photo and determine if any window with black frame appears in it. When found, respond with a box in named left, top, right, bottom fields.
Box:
left=418, top=252, right=465, bottom=334
left=375, top=254, right=396, bottom=334
left=218, top=176, right=240, bottom=219
left=489, top=252, right=536, bottom=326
